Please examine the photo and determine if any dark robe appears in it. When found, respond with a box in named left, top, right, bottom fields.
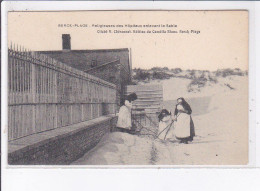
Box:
left=174, top=100, right=195, bottom=142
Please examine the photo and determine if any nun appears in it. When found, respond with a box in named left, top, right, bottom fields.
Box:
left=173, top=97, right=195, bottom=144
left=116, top=93, right=137, bottom=133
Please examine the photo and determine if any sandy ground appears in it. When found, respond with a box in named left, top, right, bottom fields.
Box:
left=72, top=76, right=248, bottom=165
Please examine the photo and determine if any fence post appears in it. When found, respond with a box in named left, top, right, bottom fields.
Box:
left=53, top=59, right=58, bottom=129
left=31, top=52, right=36, bottom=134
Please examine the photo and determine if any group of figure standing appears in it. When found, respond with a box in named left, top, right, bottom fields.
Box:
left=157, top=98, right=195, bottom=144
left=116, top=93, right=195, bottom=144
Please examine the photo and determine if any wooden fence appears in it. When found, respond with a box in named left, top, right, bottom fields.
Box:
left=8, top=44, right=117, bottom=141
left=126, top=84, right=163, bottom=114
left=126, top=84, right=163, bottom=134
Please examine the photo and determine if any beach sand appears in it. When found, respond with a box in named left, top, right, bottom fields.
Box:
left=72, top=75, right=248, bottom=165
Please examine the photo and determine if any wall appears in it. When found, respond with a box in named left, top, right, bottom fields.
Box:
left=8, top=115, right=118, bottom=165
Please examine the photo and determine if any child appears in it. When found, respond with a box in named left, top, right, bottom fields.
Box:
left=157, top=109, right=175, bottom=141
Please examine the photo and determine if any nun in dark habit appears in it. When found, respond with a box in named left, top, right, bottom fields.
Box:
left=173, top=97, right=195, bottom=144
left=116, top=93, right=137, bottom=133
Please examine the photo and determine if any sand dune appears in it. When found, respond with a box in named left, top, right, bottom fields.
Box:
left=72, top=76, right=248, bottom=165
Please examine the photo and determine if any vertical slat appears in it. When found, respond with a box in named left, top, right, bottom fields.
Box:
left=10, top=47, right=13, bottom=106
left=24, top=49, right=28, bottom=103
left=18, top=105, right=21, bottom=138
left=40, top=63, right=43, bottom=103
left=42, top=64, right=45, bottom=102
left=18, top=50, right=22, bottom=103
left=24, top=51, right=27, bottom=103
left=13, top=50, right=17, bottom=105
left=31, top=53, right=36, bottom=135
left=46, top=67, right=49, bottom=101
left=8, top=45, right=117, bottom=141
left=9, top=52, right=13, bottom=104
left=21, top=49, right=25, bottom=104
left=8, top=107, right=11, bottom=140
left=13, top=106, right=17, bottom=139
left=54, top=70, right=58, bottom=129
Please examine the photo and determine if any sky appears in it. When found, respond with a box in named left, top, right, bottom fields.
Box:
left=8, top=11, right=248, bottom=71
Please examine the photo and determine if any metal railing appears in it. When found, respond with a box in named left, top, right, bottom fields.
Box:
left=131, top=108, right=159, bottom=136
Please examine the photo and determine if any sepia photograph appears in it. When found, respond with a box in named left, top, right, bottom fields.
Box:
left=7, top=10, right=248, bottom=165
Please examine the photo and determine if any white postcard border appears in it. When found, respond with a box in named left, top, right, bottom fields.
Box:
left=1, top=1, right=260, bottom=191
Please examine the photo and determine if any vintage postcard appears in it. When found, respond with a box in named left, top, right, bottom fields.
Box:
left=7, top=10, right=248, bottom=165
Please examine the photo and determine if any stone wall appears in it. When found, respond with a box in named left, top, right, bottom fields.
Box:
left=8, top=115, right=118, bottom=165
